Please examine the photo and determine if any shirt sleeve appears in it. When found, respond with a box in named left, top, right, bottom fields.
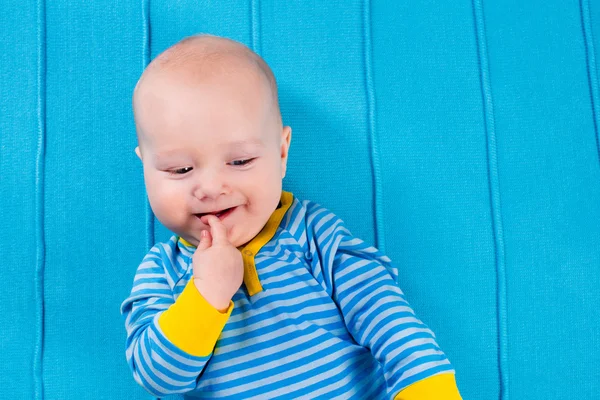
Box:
left=394, top=373, right=462, bottom=399
left=120, top=244, right=233, bottom=397
left=308, top=206, right=461, bottom=398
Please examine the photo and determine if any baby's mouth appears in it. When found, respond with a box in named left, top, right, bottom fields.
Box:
left=195, top=207, right=236, bottom=220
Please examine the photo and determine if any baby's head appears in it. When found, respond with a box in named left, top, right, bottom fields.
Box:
left=133, top=34, right=292, bottom=248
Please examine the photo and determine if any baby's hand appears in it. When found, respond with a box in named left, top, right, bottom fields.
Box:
left=192, top=215, right=244, bottom=312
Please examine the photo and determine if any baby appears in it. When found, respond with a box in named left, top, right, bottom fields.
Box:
left=121, top=34, right=462, bottom=399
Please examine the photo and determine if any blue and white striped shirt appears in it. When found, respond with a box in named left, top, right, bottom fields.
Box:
left=121, top=192, right=454, bottom=399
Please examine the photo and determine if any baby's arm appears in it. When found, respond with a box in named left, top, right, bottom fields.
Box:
left=332, top=242, right=461, bottom=398
left=120, top=243, right=232, bottom=397
left=309, top=207, right=461, bottom=399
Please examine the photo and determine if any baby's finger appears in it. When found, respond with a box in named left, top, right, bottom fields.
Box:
left=203, top=215, right=229, bottom=245
left=196, top=229, right=212, bottom=251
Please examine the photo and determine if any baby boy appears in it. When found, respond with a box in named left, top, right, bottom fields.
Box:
left=121, top=34, right=462, bottom=399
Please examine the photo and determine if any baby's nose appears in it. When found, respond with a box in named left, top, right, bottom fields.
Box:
left=193, top=171, right=228, bottom=199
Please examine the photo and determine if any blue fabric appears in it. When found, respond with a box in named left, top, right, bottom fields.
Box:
left=1, top=1, right=599, bottom=399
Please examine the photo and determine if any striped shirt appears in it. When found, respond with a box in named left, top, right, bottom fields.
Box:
left=120, top=191, right=454, bottom=399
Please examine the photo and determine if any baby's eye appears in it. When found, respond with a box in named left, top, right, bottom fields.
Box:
left=229, top=158, right=255, bottom=167
left=169, top=167, right=193, bottom=175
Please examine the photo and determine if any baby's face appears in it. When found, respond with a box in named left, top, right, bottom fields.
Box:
left=134, top=67, right=291, bottom=247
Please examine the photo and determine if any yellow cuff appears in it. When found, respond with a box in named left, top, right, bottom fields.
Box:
left=395, top=373, right=462, bottom=400
left=158, top=279, right=233, bottom=357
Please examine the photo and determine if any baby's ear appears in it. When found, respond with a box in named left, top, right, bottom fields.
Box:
left=280, top=126, right=292, bottom=178
left=280, top=126, right=292, bottom=157
left=135, top=146, right=142, bottom=160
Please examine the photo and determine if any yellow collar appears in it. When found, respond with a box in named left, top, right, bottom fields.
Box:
left=179, top=191, right=294, bottom=296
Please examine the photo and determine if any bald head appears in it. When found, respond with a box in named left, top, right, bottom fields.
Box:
left=133, top=34, right=282, bottom=151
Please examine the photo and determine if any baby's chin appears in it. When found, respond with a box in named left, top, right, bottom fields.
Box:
left=177, top=229, right=250, bottom=249
left=229, top=228, right=256, bottom=249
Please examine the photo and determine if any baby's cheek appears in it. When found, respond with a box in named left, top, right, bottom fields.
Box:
left=149, top=183, right=181, bottom=213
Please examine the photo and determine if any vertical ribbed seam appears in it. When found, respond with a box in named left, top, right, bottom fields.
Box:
left=580, top=0, right=600, bottom=166
left=363, top=0, right=386, bottom=257
left=34, top=0, right=46, bottom=398
left=251, top=0, right=261, bottom=55
left=142, top=0, right=154, bottom=251
left=472, top=1, right=509, bottom=399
